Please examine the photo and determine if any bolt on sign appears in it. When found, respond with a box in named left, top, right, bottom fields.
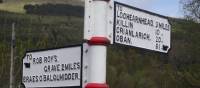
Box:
left=22, top=45, right=83, bottom=88
left=113, top=2, right=171, bottom=53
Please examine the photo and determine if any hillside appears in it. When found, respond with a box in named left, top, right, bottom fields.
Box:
left=0, top=8, right=200, bottom=88
left=0, top=0, right=83, bottom=13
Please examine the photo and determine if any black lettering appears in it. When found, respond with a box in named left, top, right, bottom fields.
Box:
left=44, top=56, right=48, bottom=63
left=120, top=35, right=123, bottom=43
left=68, top=73, right=71, bottom=80
left=57, top=64, right=60, bottom=71
left=54, top=55, right=58, bottom=62
left=39, top=75, right=42, bottom=82
left=77, top=62, right=80, bottom=70
left=32, top=57, right=42, bottom=64
left=44, top=66, right=47, bottom=72
left=75, top=73, right=79, bottom=80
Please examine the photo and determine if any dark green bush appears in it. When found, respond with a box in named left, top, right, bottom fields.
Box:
left=24, top=4, right=84, bottom=17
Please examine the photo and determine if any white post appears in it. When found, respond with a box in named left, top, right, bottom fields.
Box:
left=10, top=23, right=15, bottom=88
left=89, top=46, right=107, bottom=83
left=85, top=0, right=110, bottom=88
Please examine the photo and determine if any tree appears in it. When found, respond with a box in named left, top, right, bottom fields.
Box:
left=180, top=0, right=200, bottom=22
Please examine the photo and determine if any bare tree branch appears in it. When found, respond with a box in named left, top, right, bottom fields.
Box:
left=181, top=0, right=200, bottom=22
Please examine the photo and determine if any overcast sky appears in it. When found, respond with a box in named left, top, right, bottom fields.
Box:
left=115, top=0, right=183, bottom=18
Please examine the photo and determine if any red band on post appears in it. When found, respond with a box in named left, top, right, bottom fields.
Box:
left=88, top=37, right=110, bottom=45
left=85, top=83, right=109, bottom=88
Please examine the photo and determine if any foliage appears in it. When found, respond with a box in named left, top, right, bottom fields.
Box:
left=180, top=0, right=200, bottom=22
left=24, top=4, right=84, bottom=17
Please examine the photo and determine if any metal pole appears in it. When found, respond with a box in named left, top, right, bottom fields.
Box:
left=85, top=0, right=110, bottom=88
left=10, top=23, right=15, bottom=88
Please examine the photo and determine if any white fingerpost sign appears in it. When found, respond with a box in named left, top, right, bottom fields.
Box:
left=22, top=45, right=83, bottom=88
left=114, top=2, right=171, bottom=53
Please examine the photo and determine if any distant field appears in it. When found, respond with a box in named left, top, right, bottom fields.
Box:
left=0, top=2, right=28, bottom=13
left=0, top=0, right=83, bottom=13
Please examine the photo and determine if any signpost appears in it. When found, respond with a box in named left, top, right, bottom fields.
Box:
left=84, top=0, right=110, bottom=88
left=114, top=2, right=171, bottom=53
left=22, top=45, right=83, bottom=88
left=21, top=1, right=172, bottom=88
